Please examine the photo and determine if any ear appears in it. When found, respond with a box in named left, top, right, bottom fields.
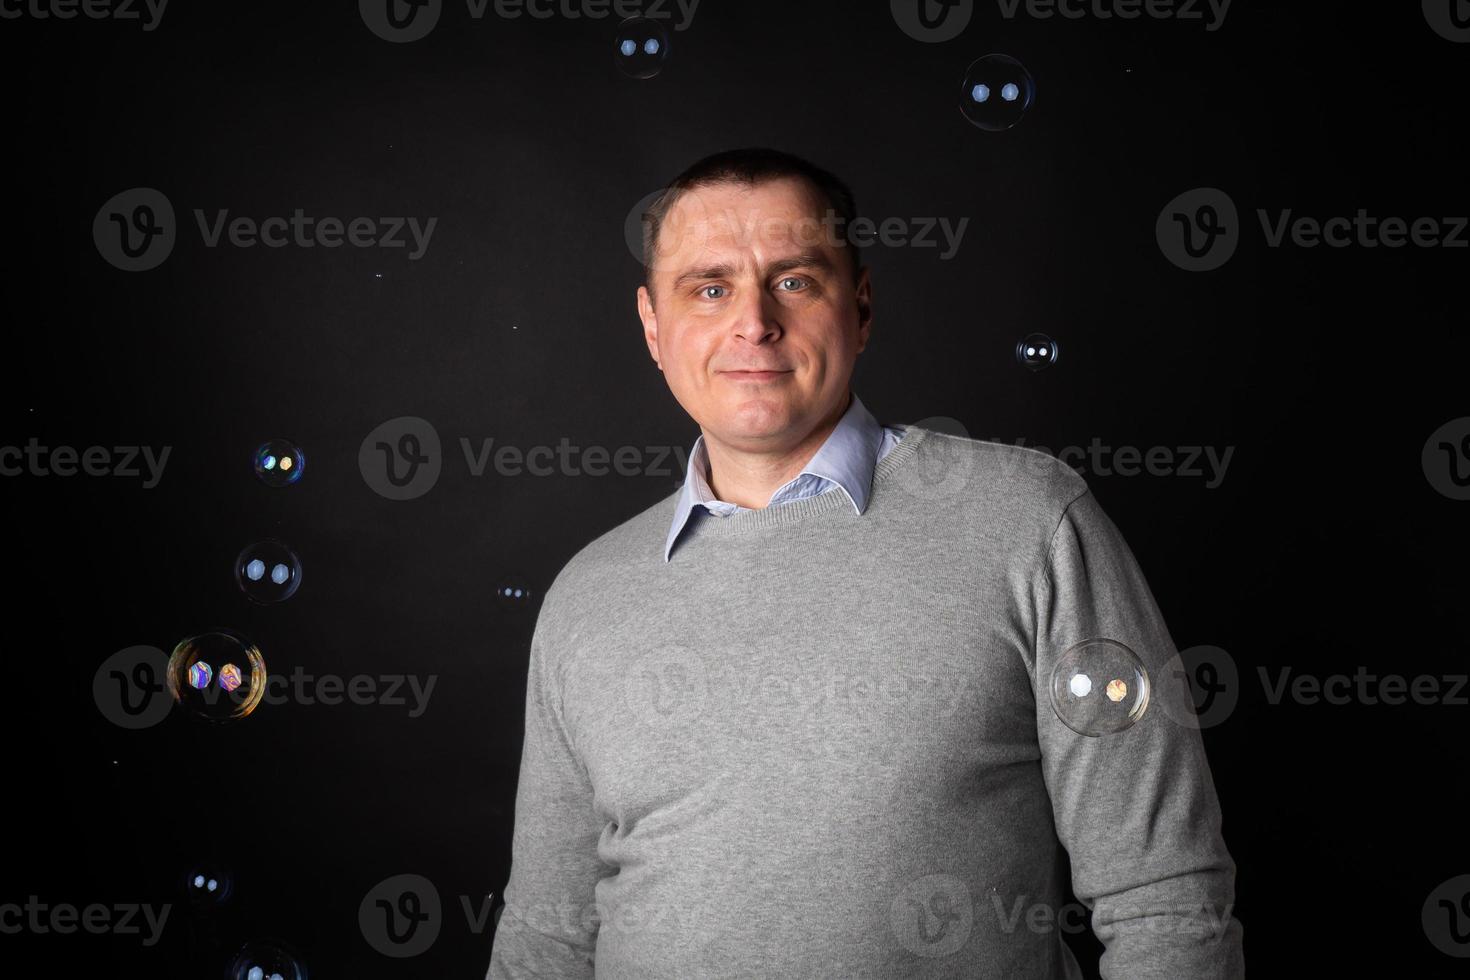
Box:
left=853, top=265, right=872, bottom=354
left=637, top=284, right=661, bottom=369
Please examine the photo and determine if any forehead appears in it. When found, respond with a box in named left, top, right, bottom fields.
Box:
left=654, top=176, right=836, bottom=268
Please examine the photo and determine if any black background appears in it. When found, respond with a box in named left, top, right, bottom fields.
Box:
left=4, top=0, right=1468, bottom=976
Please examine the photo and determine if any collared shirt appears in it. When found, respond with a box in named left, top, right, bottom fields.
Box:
left=663, top=391, right=906, bottom=562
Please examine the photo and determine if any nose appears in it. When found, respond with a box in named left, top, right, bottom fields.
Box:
left=729, top=284, right=782, bottom=346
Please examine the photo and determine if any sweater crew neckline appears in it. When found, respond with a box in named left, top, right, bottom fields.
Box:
left=677, top=423, right=933, bottom=540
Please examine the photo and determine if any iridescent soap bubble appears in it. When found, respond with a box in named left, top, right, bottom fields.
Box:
left=1049, top=638, right=1150, bottom=736
left=254, top=439, right=305, bottom=487
left=1016, top=333, right=1059, bottom=371
left=615, top=16, right=669, bottom=78
left=235, top=539, right=303, bottom=604
left=166, top=630, right=267, bottom=724
left=959, top=54, right=1035, bottom=131
left=227, top=938, right=307, bottom=980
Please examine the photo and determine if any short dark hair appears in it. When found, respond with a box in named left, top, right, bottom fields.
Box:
left=641, top=147, right=863, bottom=294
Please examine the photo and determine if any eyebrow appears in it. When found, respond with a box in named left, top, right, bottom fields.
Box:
left=670, top=250, right=836, bottom=291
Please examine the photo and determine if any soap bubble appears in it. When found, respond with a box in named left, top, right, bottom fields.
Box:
left=227, top=938, right=307, bottom=980
left=959, top=54, right=1035, bottom=131
left=615, top=16, right=669, bottom=78
left=1049, top=638, right=1150, bottom=736
left=166, top=630, right=268, bottom=724
left=1016, top=333, right=1059, bottom=371
left=183, top=863, right=234, bottom=907
left=494, top=576, right=535, bottom=612
left=254, top=439, right=305, bottom=487
left=235, top=539, right=303, bottom=604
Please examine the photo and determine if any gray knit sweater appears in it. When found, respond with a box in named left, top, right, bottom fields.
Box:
left=488, top=423, right=1244, bottom=979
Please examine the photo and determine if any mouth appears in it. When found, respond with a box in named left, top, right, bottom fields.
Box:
left=721, top=369, right=792, bottom=382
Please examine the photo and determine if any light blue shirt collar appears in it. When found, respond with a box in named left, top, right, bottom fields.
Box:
left=664, top=391, right=885, bottom=562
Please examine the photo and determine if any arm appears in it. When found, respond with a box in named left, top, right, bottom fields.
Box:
left=1032, top=488, right=1245, bottom=979
left=487, top=596, right=609, bottom=979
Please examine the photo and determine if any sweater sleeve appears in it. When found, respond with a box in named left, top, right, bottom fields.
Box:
left=487, top=596, right=609, bottom=979
left=1032, top=487, right=1245, bottom=979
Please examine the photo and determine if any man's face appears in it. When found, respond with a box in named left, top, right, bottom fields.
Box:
left=637, top=176, right=872, bottom=453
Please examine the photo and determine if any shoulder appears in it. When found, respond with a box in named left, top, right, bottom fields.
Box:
left=900, top=422, right=1090, bottom=519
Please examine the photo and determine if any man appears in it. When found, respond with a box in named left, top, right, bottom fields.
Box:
left=487, top=147, right=1244, bottom=978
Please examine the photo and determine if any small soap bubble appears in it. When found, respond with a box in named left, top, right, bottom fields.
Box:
left=235, top=540, right=303, bottom=604
left=227, top=938, right=306, bottom=980
left=254, top=439, right=305, bottom=487
left=495, top=576, right=535, bottom=613
left=1016, top=332, right=1060, bottom=371
left=166, top=630, right=267, bottom=724
left=959, top=54, right=1035, bottom=131
left=615, top=16, right=669, bottom=78
left=1049, top=638, right=1150, bottom=736
left=182, top=864, right=234, bottom=907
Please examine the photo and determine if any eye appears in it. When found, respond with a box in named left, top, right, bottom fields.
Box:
left=776, top=276, right=808, bottom=292
left=700, top=285, right=727, bottom=300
